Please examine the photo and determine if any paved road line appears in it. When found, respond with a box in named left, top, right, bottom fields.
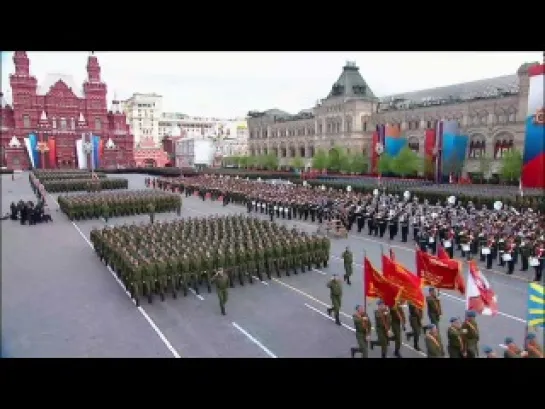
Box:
left=318, top=259, right=527, bottom=324
left=188, top=288, right=205, bottom=301
left=231, top=322, right=277, bottom=358
left=304, top=303, right=426, bottom=357
left=312, top=268, right=327, bottom=275
left=48, top=194, right=182, bottom=359
left=253, top=276, right=269, bottom=285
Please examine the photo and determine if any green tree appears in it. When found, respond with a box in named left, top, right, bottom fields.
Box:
left=327, top=146, right=346, bottom=172
left=290, top=155, right=305, bottom=170
left=478, top=153, right=492, bottom=183
left=349, top=152, right=368, bottom=174
left=378, top=153, right=393, bottom=175
left=238, top=156, right=249, bottom=168
left=424, top=156, right=435, bottom=179
left=500, top=149, right=523, bottom=183
left=263, top=153, right=279, bottom=170
left=390, top=146, right=422, bottom=177
left=312, top=149, right=328, bottom=170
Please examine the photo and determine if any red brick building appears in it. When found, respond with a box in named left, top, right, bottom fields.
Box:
left=0, top=51, right=134, bottom=170
left=134, top=136, right=169, bottom=167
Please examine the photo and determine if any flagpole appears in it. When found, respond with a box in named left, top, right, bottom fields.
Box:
left=362, top=249, right=367, bottom=310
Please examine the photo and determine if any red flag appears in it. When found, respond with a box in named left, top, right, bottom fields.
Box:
left=389, top=248, right=395, bottom=261
left=382, top=255, right=425, bottom=310
left=436, top=245, right=466, bottom=294
left=363, top=257, right=402, bottom=308
left=465, top=260, right=498, bottom=316
left=415, top=249, right=465, bottom=295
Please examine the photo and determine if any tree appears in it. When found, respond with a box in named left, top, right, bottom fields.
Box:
left=326, top=146, right=347, bottom=172
left=238, top=156, right=249, bottom=168
left=349, top=152, right=368, bottom=174
left=262, top=153, right=279, bottom=170
left=478, top=153, right=492, bottom=183
left=390, top=146, right=422, bottom=177
left=312, top=149, right=328, bottom=170
left=500, top=149, right=523, bottom=183
left=290, top=155, right=305, bottom=170
left=377, top=153, right=393, bottom=175
left=424, top=156, right=435, bottom=179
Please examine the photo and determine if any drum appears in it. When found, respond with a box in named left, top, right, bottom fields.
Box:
left=429, top=237, right=435, bottom=243
left=529, top=257, right=540, bottom=267
left=481, top=247, right=491, bottom=255
left=461, top=244, right=470, bottom=252
left=443, top=240, right=452, bottom=248
left=502, top=253, right=512, bottom=262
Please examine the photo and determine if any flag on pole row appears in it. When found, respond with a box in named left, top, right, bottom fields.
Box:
left=465, top=260, right=498, bottom=316
left=527, top=282, right=544, bottom=329
left=415, top=247, right=465, bottom=295
left=363, top=257, right=402, bottom=308
left=437, top=245, right=466, bottom=294
left=382, top=254, right=425, bottom=310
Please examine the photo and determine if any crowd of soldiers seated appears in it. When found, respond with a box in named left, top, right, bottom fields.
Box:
left=7, top=199, right=52, bottom=225
left=90, top=215, right=330, bottom=306
left=151, top=175, right=545, bottom=282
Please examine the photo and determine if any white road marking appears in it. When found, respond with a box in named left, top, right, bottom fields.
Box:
left=304, top=303, right=426, bottom=357
left=47, top=194, right=182, bottom=359
left=252, top=276, right=269, bottom=286
left=312, top=268, right=327, bottom=275
left=188, top=288, right=205, bottom=301
left=327, top=257, right=527, bottom=324
left=499, top=344, right=507, bottom=349
left=231, top=322, right=277, bottom=358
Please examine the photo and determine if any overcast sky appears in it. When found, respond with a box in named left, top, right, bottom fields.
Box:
left=1, top=52, right=542, bottom=118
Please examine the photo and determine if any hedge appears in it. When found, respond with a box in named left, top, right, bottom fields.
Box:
left=95, top=167, right=197, bottom=177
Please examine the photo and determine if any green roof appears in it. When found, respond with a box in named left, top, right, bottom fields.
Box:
left=326, top=61, right=376, bottom=100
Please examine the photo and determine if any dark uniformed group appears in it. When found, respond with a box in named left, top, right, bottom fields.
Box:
left=8, top=199, right=52, bottom=225
left=90, top=215, right=331, bottom=312
left=162, top=175, right=545, bottom=283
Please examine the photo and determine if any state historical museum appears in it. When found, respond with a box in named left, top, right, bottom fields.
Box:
left=0, top=51, right=134, bottom=170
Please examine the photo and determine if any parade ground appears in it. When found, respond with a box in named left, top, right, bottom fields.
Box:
left=1, top=172, right=533, bottom=358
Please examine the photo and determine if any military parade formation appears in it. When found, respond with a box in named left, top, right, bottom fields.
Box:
left=89, top=215, right=330, bottom=311
left=162, top=175, right=545, bottom=283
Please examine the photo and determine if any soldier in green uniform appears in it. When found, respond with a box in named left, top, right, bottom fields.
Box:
left=101, top=201, right=110, bottom=223
left=200, top=250, right=214, bottom=293
left=370, top=300, right=391, bottom=358
left=483, top=346, right=497, bottom=358
left=389, top=301, right=406, bottom=358
left=326, top=274, right=342, bottom=325
left=405, top=301, right=423, bottom=351
left=212, top=268, right=229, bottom=315
left=341, top=246, right=353, bottom=285
left=503, top=337, right=528, bottom=358
left=426, top=287, right=442, bottom=329
left=351, top=305, right=372, bottom=358
left=148, top=202, right=155, bottom=224
left=525, top=333, right=543, bottom=358
left=461, top=310, right=479, bottom=358
left=424, top=324, right=445, bottom=358
left=447, top=317, right=465, bottom=358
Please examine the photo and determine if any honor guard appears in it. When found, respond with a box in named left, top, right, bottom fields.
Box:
left=341, top=246, right=353, bottom=285
left=389, top=301, right=406, bottom=358
left=370, top=299, right=392, bottom=358
left=447, top=317, right=465, bottom=358
left=351, top=305, right=372, bottom=358
left=503, top=337, right=528, bottom=358
left=525, top=333, right=544, bottom=358
left=461, top=310, right=479, bottom=358
left=405, top=301, right=423, bottom=351
left=400, top=213, right=409, bottom=242
left=505, top=239, right=516, bottom=274
left=426, top=287, right=442, bottom=329
left=424, top=324, right=445, bottom=358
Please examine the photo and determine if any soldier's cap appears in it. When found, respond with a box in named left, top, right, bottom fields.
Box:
left=466, top=310, right=476, bottom=318
left=354, top=304, right=361, bottom=311
left=483, top=346, right=493, bottom=354
left=526, top=333, right=536, bottom=340
left=504, top=337, right=514, bottom=345
left=377, top=299, right=384, bottom=305
left=449, top=317, right=459, bottom=323
left=428, top=287, right=435, bottom=292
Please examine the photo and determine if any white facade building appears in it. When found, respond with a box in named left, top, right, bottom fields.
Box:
left=121, top=93, right=163, bottom=146
left=215, top=120, right=249, bottom=157
left=175, top=138, right=215, bottom=168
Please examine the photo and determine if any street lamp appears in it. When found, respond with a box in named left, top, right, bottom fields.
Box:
left=36, top=142, right=50, bottom=170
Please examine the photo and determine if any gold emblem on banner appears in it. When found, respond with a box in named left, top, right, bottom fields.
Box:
left=534, top=108, right=544, bottom=125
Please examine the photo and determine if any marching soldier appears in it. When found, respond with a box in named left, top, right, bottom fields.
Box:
left=341, top=246, right=353, bottom=285
left=426, top=287, right=442, bottom=329
left=533, top=243, right=544, bottom=282
left=370, top=300, right=391, bottom=358
left=447, top=317, right=465, bottom=358
left=400, top=213, right=409, bottom=242
left=424, top=324, right=445, bottom=358
left=211, top=268, right=229, bottom=316
left=389, top=301, right=406, bottom=358
left=351, top=305, right=372, bottom=358
left=461, top=310, right=479, bottom=358
left=503, top=337, right=528, bottom=358
left=525, top=333, right=544, bottom=358
left=405, top=301, right=423, bottom=351
left=147, top=202, right=155, bottom=224
left=101, top=200, right=110, bottom=224
left=326, top=274, right=342, bottom=325
left=505, top=239, right=516, bottom=274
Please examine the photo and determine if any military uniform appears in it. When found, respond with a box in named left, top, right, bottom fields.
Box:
left=326, top=275, right=343, bottom=325
left=405, top=301, right=423, bottom=351
left=426, top=289, right=442, bottom=329
left=389, top=303, right=405, bottom=357
left=212, top=270, right=229, bottom=315
left=341, top=247, right=353, bottom=285
left=461, top=310, right=479, bottom=358
left=351, top=306, right=372, bottom=358
left=370, top=301, right=391, bottom=358
left=425, top=325, right=445, bottom=358
left=447, top=317, right=465, bottom=358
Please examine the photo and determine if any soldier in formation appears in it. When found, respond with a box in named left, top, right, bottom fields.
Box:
left=370, top=300, right=392, bottom=358
left=351, top=304, right=372, bottom=358
left=341, top=246, right=353, bottom=285
left=326, top=274, right=343, bottom=325
left=173, top=175, right=544, bottom=282
left=90, top=215, right=330, bottom=307
left=424, top=324, right=445, bottom=358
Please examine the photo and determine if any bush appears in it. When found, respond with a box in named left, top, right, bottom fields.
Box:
left=41, top=178, right=129, bottom=193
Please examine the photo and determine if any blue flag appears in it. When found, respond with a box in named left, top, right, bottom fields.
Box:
left=527, top=282, right=544, bottom=329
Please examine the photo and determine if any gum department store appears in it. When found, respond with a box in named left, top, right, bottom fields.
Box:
left=247, top=61, right=540, bottom=175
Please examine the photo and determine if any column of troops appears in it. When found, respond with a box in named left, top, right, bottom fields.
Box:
left=89, top=215, right=331, bottom=311
left=153, top=175, right=544, bottom=282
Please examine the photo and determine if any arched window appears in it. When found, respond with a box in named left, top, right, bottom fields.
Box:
left=408, top=137, right=419, bottom=152
left=494, top=135, right=514, bottom=159
left=469, top=136, right=486, bottom=158
left=60, top=118, right=67, bottom=129
left=95, top=118, right=102, bottom=130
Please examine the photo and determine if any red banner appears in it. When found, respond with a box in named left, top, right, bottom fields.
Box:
left=363, top=257, right=402, bottom=308
left=437, top=246, right=466, bottom=294
left=371, top=131, right=379, bottom=173
left=424, top=129, right=436, bottom=177
left=98, top=138, right=105, bottom=164
left=415, top=249, right=464, bottom=294
left=48, top=138, right=56, bottom=169
left=382, top=255, right=425, bottom=310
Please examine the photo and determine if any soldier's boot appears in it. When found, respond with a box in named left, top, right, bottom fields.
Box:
left=406, top=331, right=413, bottom=341
left=193, top=278, right=200, bottom=295
left=206, top=278, right=212, bottom=293
left=257, top=269, right=263, bottom=281
left=346, top=276, right=351, bottom=286
left=335, top=311, right=341, bottom=326
left=350, top=347, right=359, bottom=358
left=394, top=349, right=402, bottom=358
left=248, top=272, right=254, bottom=284
left=238, top=272, right=245, bottom=286
left=413, top=339, right=420, bottom=351
left=146, top=283, right=153, bottom=304
left=327, top=307, right=333, bottom=317
left=369, top=340, right=376, bottom=350
left=220, top=304, right=226, bottom=316
left=381, top=347, right=387, bottom=358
